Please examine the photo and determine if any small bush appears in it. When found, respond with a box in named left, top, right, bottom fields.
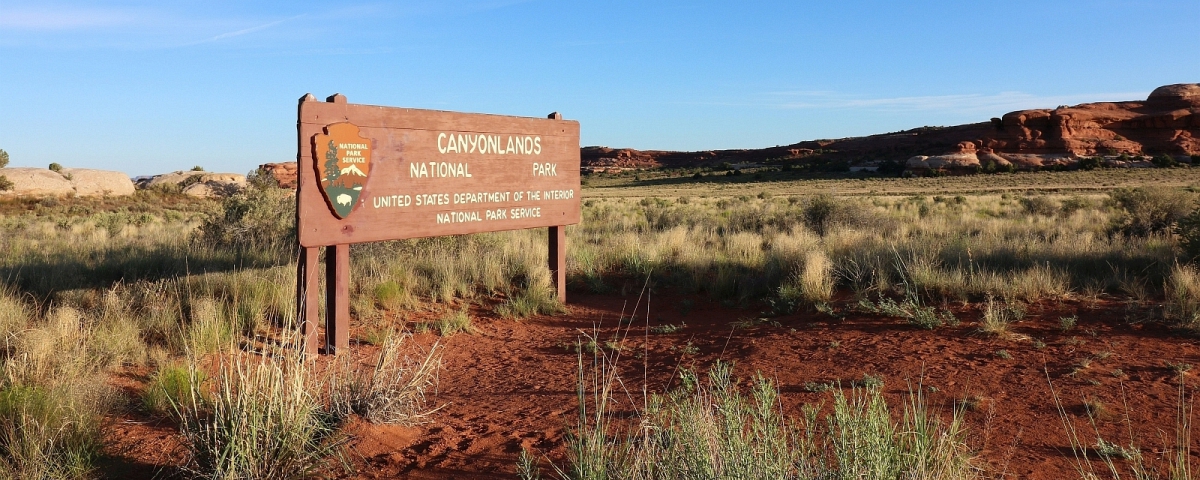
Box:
left=1019, top=195, right=1058, bottom=216
left=1060, top=196, right=1092, bottom=216
left=1175, top=208, right=1200, bottom=262
left=47, top=163, right=62, bottom=173
left=373, top=280, right=407, bottom=310
left=0, top=176, right=11, bottom=192
left=1152, top=154, right=1179, bottom=168
left=804, top=194, right=838, bottom=236
left=0, top=149, right=7, bottom=168
left=1109, top=187, right=1193, bottom=236
left=197, top=180, right=296, bottom=264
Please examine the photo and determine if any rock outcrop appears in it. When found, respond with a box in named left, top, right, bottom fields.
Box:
left=0, top=167, right=135, bottom=197
left=0, top=168, right=75, bottom=196
left=61, top=168, right=136, bottom=196
left=258, top=162, right=298, bottom=189
left=135, top=171, right=246, bottom=197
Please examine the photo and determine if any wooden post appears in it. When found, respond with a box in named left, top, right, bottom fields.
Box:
left=548, top=226, right=566, bottom=303
left=297, top=247, right=321, bottom=356
left=546, top=111, right=567, bottom=303
left=325, top=244, right=351, bottom=354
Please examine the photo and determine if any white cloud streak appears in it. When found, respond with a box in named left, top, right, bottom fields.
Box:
left=187, top=14, right=306, bottom=45
left=0, top=6, right=140, bottom=30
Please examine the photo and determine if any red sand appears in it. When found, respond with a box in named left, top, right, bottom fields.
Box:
left=102, top=293, right=1200, bottom=479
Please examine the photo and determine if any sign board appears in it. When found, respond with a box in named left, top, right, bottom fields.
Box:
left=295, top=93, right=580, bottom=355
left=297, top=95, right=581, bottom=246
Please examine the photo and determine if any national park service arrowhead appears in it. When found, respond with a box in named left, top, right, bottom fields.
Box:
left=312, top=123, right=373, bottom=219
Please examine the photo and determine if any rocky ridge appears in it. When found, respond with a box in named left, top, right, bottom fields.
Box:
left=583, top=83, right=1200, bottom=173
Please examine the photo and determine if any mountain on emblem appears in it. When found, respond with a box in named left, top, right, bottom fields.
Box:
left=312, top=122, right=373, bottom=219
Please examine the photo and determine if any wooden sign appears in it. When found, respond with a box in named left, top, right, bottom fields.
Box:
left=297, top=96, right=581, bottom=246
left=295, top=93, right=581, bottom=355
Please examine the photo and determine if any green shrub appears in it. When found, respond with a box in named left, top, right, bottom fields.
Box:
left=1019, top=195, right=1058, bottom=216
left=0, top=149, right=8, bottom=168
left=1109, top=187, right=1193, bottom=236
left=1059, top=195, right=1093, bottom=216
left=804, top=194, right=838, bottom=236
left=1152, top=153, right=1179, bottom=168
left=197, top=179, right=296, bottom=264
left=1175, top=208, right=1200, bottom=262
left=47, top=163, right=62, bottom=173
left=142, top=363, right=203, bottom=417
left=0, top=176, right=11, bottom=192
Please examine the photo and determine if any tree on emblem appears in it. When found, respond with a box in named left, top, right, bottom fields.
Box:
left=324, top=141, right=340, bottom=184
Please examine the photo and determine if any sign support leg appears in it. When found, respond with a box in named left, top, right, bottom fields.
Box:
left=549, top=226, right=566, bottom=303
left=298, top=247, right=320, bottom=357
left=325, top=244, right=351, bottom=354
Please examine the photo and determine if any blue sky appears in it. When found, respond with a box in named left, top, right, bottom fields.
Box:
left=2, top=0, right=1197, bottom=176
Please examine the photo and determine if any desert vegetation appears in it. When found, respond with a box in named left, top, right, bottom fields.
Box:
left=0, top=169, right=1198, bottom=478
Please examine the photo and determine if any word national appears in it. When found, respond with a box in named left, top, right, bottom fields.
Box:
left=437, top=133, right=542, bottom=155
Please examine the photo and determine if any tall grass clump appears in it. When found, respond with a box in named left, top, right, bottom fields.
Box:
left=0, top=291, right=115, bottom=479
left=978, top=296, right=1025, bottom=336
left=1165, top=263, right=1200, bottom=331
left=525, top=353, right=978, bottom=479
left=177, top=341, right=345, bottom=480
left=331, top=333, right=443, bottom=425
left=142, top=362, right=203, bottom=418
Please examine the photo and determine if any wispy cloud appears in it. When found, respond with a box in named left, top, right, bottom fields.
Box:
left=0, top=6, right=140, bottom=30
left=768, top=90, right=1150, bottom=113
left=186, top=14, right=306, bottom=45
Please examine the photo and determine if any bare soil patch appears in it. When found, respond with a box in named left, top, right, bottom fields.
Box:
left=104, top=293, right=1200, bottom=479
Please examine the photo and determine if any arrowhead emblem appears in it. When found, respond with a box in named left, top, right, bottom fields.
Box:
left=312, top=123, right=372, bottom=219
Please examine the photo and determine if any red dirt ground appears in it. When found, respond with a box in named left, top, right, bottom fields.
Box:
left=102, top=292, right=1200, bottom=479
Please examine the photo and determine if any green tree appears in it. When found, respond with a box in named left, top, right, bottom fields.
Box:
left=324, top=141, right=340, bottom=184
left=0, top=149, right=8, bottom=168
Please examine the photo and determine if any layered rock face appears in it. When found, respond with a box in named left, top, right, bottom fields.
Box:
left=0, top=167, right=135, bottom=197
left=582, top=84, right=1200, bottom=172
left=258, top=162, right=297, bottom=189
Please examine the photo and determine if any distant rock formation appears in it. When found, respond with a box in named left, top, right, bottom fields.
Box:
left=583, top=83, right=1200, bottom=173
left=135, top=171, right=246, bottom=197
left=0, top=167, right=135, bottom=197
left=259, top=162, right=298, bottom=189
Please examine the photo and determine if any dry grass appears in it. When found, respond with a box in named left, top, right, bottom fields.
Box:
left=331, top=333, right=443, bottom=425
